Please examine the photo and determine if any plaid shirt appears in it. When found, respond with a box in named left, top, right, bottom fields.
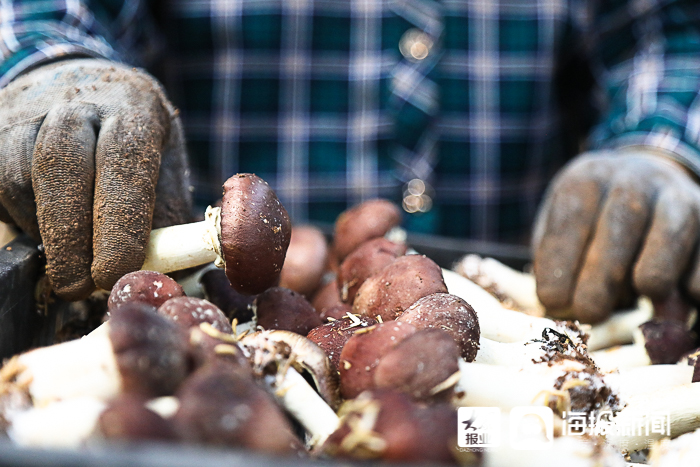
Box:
left=2, top=0, right=700, bottom=243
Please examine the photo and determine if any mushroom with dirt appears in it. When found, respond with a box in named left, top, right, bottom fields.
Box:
left=141, top=173, right=291, bottom=295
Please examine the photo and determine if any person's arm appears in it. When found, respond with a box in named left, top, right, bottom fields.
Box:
left=0, top=1, right=192, bottom=301
left=533, top=0, right=700, bottom=323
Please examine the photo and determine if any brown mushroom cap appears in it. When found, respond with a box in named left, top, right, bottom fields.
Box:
left=333, top=199, right=402, bottom=262
left=319, top=303, right=354, bottom=321
left=173, top=362, right=300, bottom=454
left=220, top=174, right=292, bottom=295
left=338, top=321, right=417, bottom=399
left=188, top=324, right=253, bottom=374
left=640, top=319, right=696, bottom=365
left=108, top=302, right=190, bottom=397
left=254, top=286, right=323, bottom=335
left=374, top=329, right=460, bottom=402
left=158, top=296, right=232, bottom=334
left=307, top=315, right=378, bottom=371
left=352, top=255, right=447, bottom=322
left=337, top=238, right=407, bottom=304
left=200, top=268, right=256, bottom=323
left=322, top=390, right=458, bottom=464
left=98, top=394, right=177, bottom=441
left=108, top=271, right=184, bottom=310
left=311, top=279, right=343, bottom=314
left=397, top=293, right=480, bottom=361
left=279, top=225, right=329, bottom=297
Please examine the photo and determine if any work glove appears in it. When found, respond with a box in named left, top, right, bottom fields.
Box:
left=533, top=149, right=700, bottom=323
left=0, top=59, right=192, bottom=300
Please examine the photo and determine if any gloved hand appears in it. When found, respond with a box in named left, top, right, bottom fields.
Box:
left=533, top=149, right=700, bottom=323
left=0, top=59, right=192, bottom=300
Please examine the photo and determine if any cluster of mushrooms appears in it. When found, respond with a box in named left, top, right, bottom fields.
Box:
left=2, top=174, right=700, bottom=466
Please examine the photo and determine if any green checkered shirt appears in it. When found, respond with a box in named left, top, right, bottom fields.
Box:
left=2, top=0, right=700, bottom=242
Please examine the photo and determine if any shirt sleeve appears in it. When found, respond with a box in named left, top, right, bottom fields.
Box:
left=0, top=0, right=159, bottom=88
left=588, top=0, right=700, bottom=175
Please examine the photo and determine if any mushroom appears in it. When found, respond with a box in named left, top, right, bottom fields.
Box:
left=108, top=270, right=185, bottom=310
left=172, top=361, right=301, bottom=455
left=321, top=390, right=458, bottom=464
left=311, top=279, right=343, bottom=315
left=353, top=255, right=447, bottom=322
left=338, top=321, right=417, bottom=399
left=307, top=314, right=377, bottom=370
left=319, top=303, right=354, bottom=321
left=442, top=268, right=585, bottom=344
left=373, top=329, right=461, bottom=403
left=141, top=173, right=291, bottom=295
left=332, top=199, right=403, bottom=263
left=455, top=254, right=544, bottom=316
left=157, top=296, right=233, bottom=334
left=98, top=393, right=177, bottom=442
left=605, top=383, right=700, bottom=453
left=279, top=225, right=329, bottom=297
left=238, top=330, right=340, bottom=446
left=199, top=268, right=256, bottom=324
left=590, top=319, right=696, bottom=372
left=337, top=237, right=407, bottom=304
left=397, top=293, right=480, bottom=361
left=455, top=359, right=618, bottom=416
left=252, top=286, right=323, bottom=335
left=484, top=433, right=626, bottom=467
left=649, top=427, right=700, bottom=466
left=0, top=302, right=189, bottom=407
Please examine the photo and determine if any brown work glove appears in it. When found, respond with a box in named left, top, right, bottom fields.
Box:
left=533, top=149, right=700, bottom=323
left=0, top=59, right=192, bottom=300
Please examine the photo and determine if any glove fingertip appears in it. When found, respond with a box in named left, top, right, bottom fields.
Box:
left=51, top=274, right=96, bottom=302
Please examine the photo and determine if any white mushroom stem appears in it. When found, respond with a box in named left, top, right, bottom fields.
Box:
left=454, top=360, right=689, bottom=412
left=483, top=434, right=626, bottom=467
left=0, top=323, right=121, bottom=407
left=454, top=359, right=594, bottom=410
left=455, top=254, right=544, bottom=315
left=604, top=365, right=693, bottom=398
left=451, top=256, right=654, bottom=351
left=649, top=427, right=700, bottom=466
left=141, top=206, right=222, bottom=273
left=443, top=269, right=576, bottom=343
left=606, top=383, right=700, bottom=453
left=270, top=367, right=340, bottom=446
left=590, top=342, right=651, bottom=372
left=586, top=299, right=653, bottom=351
left=7, top=397, right=106, bottom=448
left=473, top=336, right=554, bottom=367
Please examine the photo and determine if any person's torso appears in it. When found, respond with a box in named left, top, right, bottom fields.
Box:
left=156, top=0, right=589, bottom=242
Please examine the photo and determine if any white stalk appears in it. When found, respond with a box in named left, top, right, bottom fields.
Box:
left=586, top=299, right=653, bottom=351
left=604, top=365, right=693, bottom=398
left=473, top=336, right=550, bottom=367
left=451, top=256, right=654, bottom=352
left=649, top=428, right=700, bottom=467
left=484, top=434, right=626, bottom=467
left=7, top=397, right=106, bottom=448
left=606, top=383, right=700, bottom=453
left=271, top=367, right=340, bottom=446
left=454, top=359, right=593, bottom=410
left=443, top=269, right=577, bottom=343
left=454, top=361, right=688, bottom=413
left=141, top=206, right=222, bottom=273
left=1, top=323, right=121, bottom=408
left=455, top=254, right=544, bottom=315
left=590, top=343, right=651, bottom=372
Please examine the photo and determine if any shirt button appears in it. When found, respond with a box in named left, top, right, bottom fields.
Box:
left=399, top=28, right=433, bottom=61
